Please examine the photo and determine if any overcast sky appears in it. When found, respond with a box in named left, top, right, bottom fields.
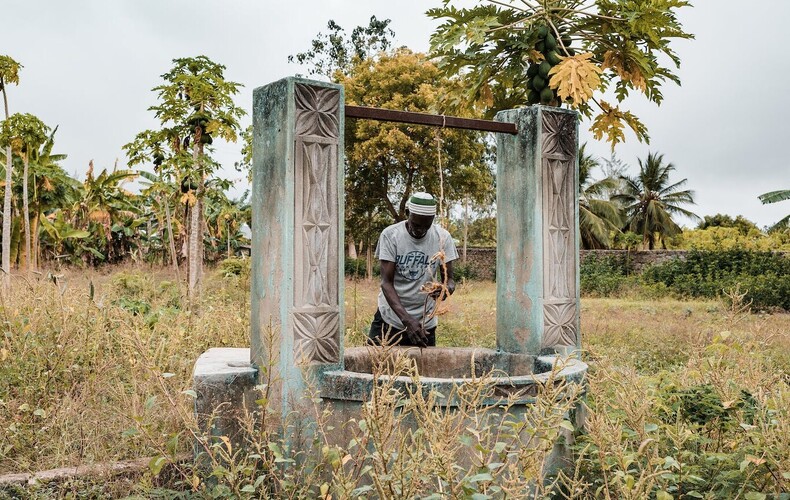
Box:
left=4, top=0, right=789, bottom=228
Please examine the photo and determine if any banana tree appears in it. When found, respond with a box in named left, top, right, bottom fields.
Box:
left=38, top=211, right=90, bottom=268
left=138, top=168, right=181, bottom=279
left=30, top=126, right=76, bottom=267
left=72, top=162, right=138, bottom=264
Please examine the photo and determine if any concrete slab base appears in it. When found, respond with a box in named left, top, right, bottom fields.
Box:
left=193, top=348, right=257, bottom=447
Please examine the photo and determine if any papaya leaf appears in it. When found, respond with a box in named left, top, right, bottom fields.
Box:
left=548, top=53, right=602, bottom=107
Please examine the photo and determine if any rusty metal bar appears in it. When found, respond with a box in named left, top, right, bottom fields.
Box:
left=344, top=105, right=517, bottom=135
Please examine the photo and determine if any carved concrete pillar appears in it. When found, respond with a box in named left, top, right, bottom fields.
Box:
left=251, top=78, right=345, bottom=415
left=494, top=106, right=579, bottom=356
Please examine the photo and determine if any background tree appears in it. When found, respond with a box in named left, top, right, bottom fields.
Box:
left=288, top=16, right=395, bottom=79
left=613, top=152, right=698, bottom=249
left=428, top=0, right=693, bottom=146
left=759, top=189, right=789, bottom=231
left=72, top=161, right=138, bottom=264
left=341, top=48, right=494, bottom=268
left=29, top=126, right=75, bottom=267
left=578, top=144, right=623, bottom=249
left=137, top=56, right=244, bottom=303
left=0, top=55, right=22, bottom=289
left=1, top=113, right=50, bottom=271
left=697, top=214, right=760, bottom=235
left=292, top=22, right=495, bottom=275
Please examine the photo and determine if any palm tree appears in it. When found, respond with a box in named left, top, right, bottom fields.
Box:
left=613, top=152, right=699, bottom=249
left=578, top=144, right=624, bottom=249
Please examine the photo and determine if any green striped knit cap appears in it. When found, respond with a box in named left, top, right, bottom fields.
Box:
left=406, top=192, right=437, bottom=216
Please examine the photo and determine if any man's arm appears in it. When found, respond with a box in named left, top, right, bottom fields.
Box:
left=380, top=260, right=429, bottom=346
left=431, top=259, right=456, bottom=300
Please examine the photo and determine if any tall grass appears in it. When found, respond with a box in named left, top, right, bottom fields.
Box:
left=1, top=270, right=788, bottom=497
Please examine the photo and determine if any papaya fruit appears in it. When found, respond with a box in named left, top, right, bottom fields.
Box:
left=540, top=87, right=554, bottom=104
left=532, top=75, right=546, bottom=91
left=544, top=33, right=557, bottom=51
left=539, top=60, right=552, bottom=78
left=547, top=50, right=562, bottom=65
left=527, top=63, right=539, bottom=78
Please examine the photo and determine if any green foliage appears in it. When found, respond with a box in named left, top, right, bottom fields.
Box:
left=579, top=144, right=623, bottom=249
left=698, top=213, right=760, bottom=234
left=345, top=257, right=379, bottom=278
left=676, top=226, right=790, bottom=252
left=452, top=262, right=478, bottom=281
left=218, top=257, right=250, bottom=278
left=288, top=16, right=395, bottom=79
left=428, top=0, right=694, bottom=146
left=613, top=152, right=699, bottom=249
left=580, top=252, right=633, bottom=296
left=0, top=55, right=22, bottom=89
left=642, top=249, right=790, bottom=310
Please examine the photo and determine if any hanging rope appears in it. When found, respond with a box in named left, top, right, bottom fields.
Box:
left=435, top=126, right=445, bottom=228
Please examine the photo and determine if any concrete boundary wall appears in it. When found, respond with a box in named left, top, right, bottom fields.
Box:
left=456, top=249, right=788, bottom=281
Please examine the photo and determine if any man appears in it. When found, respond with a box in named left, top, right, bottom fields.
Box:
left=369, top=192, right=459, bottom=347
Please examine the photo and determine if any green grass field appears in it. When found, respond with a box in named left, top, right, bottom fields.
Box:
left=1, top=267, right=787, bottom=497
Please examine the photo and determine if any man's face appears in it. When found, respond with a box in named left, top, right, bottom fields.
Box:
left=407, top=212, right=435, bottom=239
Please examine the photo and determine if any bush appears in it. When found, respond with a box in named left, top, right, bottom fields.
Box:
left=218, top=257, right=250, bottom=278
left=345, top=257, right=380, bottom=278
left=641, top=249, right=790, bottom=310
left=580, top=253, right=633, bottom=296
left=452, top=262, right=478, bottom=281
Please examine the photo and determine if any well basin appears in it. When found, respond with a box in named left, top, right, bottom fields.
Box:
left=320, top=346, right=587, bottom=407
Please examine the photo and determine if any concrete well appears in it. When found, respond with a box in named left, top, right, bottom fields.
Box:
left=193, top=76, right=588, bottom=479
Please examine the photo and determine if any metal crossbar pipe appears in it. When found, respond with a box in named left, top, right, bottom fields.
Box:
left=345, top=105, right=517, bottom=135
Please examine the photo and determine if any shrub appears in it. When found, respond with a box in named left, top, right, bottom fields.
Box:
left=580, top=253, right=633, bottom=296
left=345, top=257, right=379, bottom=278
left=641, top=249, right=790, bottom=310
left=452, top=262, right=478, bottom=281
left=218, top=257, right=250, bottom=278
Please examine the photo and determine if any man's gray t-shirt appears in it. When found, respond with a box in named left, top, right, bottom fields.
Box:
left=376, top=221, right=459, bottom=330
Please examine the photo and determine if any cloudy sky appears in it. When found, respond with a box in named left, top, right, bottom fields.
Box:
left=4, top=0, right=789, bottom=228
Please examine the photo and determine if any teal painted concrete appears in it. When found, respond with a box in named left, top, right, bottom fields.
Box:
left=495, top=108, right=544, bottom=354
left=494, top=106, right=581, bottom=356
left=250, top=77, right=345, bottom=421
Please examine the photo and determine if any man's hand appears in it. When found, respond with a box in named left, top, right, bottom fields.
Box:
left=403, top=317, right=429, bottom=347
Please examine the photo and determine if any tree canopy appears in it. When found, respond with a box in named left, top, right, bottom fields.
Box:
left=613, top=152, right=698, bottom=249
left=428, top=0, right=694, bottom=147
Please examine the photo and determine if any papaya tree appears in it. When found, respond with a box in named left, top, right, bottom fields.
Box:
left=0, top=113, right=49, bottom=272
left=0, top=55, right=21, bottom=289
left=142, top=56, right=244, bottom=303
left=125, top=129, right=182, bottom=279
left=428, top=0, right=693, bottom=147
